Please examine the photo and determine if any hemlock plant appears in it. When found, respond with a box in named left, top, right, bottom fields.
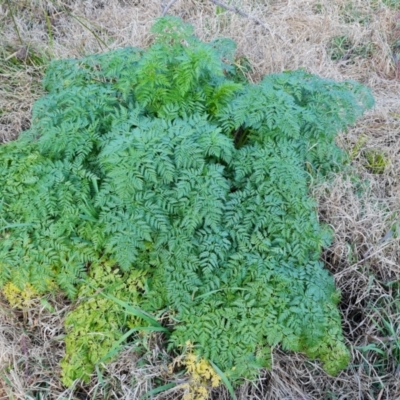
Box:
left=0, top=17, right=374, bottom=388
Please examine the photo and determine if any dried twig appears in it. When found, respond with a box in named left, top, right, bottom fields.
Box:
left=162, top=0, right=179, bottom=16
left=209, top=0, right=281, bottom=39
left=20, top=334, right=30, bottom=380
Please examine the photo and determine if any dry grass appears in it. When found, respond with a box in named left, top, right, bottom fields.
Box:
left=1, top=0, right=400, bottom=398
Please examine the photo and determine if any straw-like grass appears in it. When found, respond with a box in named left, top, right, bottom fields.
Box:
left=1, top=0, right=400, bottom=398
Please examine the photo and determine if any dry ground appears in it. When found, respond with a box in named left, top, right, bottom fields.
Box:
left=1, top=0, right=400, bottom=399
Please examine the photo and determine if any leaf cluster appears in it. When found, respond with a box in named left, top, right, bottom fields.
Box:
left=0, top=16, right=374, bottom=386
left=60, top=260, right=147, bottom=386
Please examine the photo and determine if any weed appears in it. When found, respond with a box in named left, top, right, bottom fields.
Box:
left=328, top=35, right=375, bottom=62
left=1, top=1, right=400, bottom=398
left=312, top=3, right=323, bottom=14
left=0, top=16, right=373, bottom=391
left=339, top=2, right=371, bottom=25
left=349, top=134, right=368, bottom=160
left=363, top=149, right=390, bottom=174
left=358, top=295, right=400, bottom=375
left=382, top=0, right=400, bottom=10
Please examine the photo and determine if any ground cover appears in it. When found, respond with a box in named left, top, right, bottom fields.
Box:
left=0, top=1, right=400, bottom=399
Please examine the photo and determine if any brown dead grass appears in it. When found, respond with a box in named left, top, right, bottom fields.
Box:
left=1, top=0, right=400, bottom=398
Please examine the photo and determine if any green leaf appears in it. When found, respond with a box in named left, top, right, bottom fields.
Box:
left=140, top=382, right=177, bottom=400
left=209, top=361, right=237, bottom=400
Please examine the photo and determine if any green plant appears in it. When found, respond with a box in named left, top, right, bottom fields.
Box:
left=60, top=259, right=153, bottom=386
left=357, top=295, right=400, bottom=375
left=349, top=134, right=368, bottom=160
left=313, top=3, right=323, bottom=14
left=382, top=0, right=400, bottom=9
left=328, top=36, right=374, bottom=62
left=0, top=16, right=374, bottom=387
left=339, top=2, right=371, bottom=25
left=363, top=149, right=389, bottom=174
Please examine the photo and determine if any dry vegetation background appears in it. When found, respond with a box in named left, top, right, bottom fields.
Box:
left=0, top=0, right=400, bottom=399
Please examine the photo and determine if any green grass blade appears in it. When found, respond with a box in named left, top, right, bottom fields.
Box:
left=81, top=279, right=169, bottom=331
left=100, top=326, right=169, bottom=363
left=47, top=0, right=109, bottom=50
left=98, top=291, right=169, bottom=332
left=43, top=10, right=54, bottom=49
left=139, top=382, right=177, bottom=400
left=209, top=360, right=237, bottom=400
left=5, top=0, right=23, bottom=45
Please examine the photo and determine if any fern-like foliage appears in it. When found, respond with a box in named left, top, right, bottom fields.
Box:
left=0, top=16, right=374, bottom=385
left=60, top=259, right=147, bottom=386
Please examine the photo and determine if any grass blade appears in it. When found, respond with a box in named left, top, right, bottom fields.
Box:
left=209, top=360, right=237, bottom=400
left=5, top=0, right=23, bottom=45
left=47, top=0, right=109, bottom=51
left=98, top=291, right=169, bottom=332
left=140, top=382, right=177, bottom=399
left=100, top=326, right=169, bottom=363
